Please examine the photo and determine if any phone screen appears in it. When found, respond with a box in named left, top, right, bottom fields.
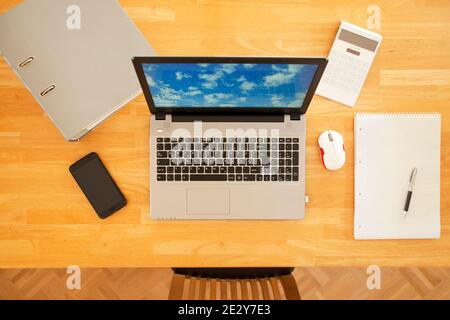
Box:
left=70, top=153, right=127, bottom=219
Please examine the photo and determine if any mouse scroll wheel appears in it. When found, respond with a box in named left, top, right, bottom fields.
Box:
left=328, top=133, right=334, bottom=142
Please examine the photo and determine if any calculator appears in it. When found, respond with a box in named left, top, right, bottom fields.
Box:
left=316, top=21, right=383, bottom=107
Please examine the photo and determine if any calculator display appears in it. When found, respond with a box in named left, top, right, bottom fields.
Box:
left=338, top=29, right=379, bottom=52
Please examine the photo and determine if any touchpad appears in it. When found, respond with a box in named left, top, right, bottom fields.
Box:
left=186, top=188, right=230, bottom=216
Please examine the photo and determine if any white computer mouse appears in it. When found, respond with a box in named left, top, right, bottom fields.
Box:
left=318, top=130, right=346, bottom=171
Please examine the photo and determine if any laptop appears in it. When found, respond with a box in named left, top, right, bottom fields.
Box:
left=132, top=57, right=327, bottom=219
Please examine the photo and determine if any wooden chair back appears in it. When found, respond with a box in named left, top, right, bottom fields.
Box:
left=169, top=268, right=301, bottom=300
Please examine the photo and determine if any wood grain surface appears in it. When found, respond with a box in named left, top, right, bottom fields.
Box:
left=0, top=0, right=449, bottom=268
left=2, top=267, right=450, bottom=300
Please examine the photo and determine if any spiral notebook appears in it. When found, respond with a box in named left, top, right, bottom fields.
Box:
left=354, top=114, right=441, bottom=240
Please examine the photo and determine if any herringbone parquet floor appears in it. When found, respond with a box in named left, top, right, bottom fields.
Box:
left=1, top=268, right=450, bottom=300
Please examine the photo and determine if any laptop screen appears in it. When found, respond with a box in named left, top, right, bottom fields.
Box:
left=142, top=63, right=319, bottom=109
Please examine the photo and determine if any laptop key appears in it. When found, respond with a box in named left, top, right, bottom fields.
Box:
left=293, top=167, right=299, bottom=181
left=251, top=167, right=261, bottom=174
left=190, top=175, right=227, bottom=181
left=157, top=167, right=166, bottom=174
left=228, top=175, right=235, bottom=182
left=157, top=144, right=164, bottom=151
left=157, top=159, right=169, bottom=166
left=157, top=151, right=167, bottom=158
left=167, top=174, right=174, bottom=181
left=293, top=152, right=299, bottom=166
left=236, top=175, right=243, bottom=181
left=182, top=175, right=189, bottom=181
left=190, top=167, right=197, bottom=174
left=257, top=175, right=263, bottom=181
left=264, top=175, right=270, bottom=181
left=157, top=175, right=166, bottom=181
left=286, top=175, right=292, bottom=182
left=244, top=175, right=256, bottom=181
left=175, top=174, right=181, bottom=181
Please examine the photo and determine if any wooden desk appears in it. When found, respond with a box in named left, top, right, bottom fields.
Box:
left=0, top=0, right=449, bottom=268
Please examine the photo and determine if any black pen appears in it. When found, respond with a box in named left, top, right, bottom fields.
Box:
left=403, top=168, right=418, bottom=217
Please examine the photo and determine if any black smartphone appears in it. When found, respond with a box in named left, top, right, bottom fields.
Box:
left=70, top=152, right=127, bottom=219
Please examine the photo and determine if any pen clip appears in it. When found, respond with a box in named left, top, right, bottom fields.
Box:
left=409, top=168, right=418, bottom=189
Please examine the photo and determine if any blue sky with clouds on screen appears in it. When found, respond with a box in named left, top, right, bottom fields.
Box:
left=143, top=63, right=318, bottom=108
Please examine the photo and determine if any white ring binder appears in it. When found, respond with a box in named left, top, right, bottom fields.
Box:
left=0, top=0, right=156, bottom=141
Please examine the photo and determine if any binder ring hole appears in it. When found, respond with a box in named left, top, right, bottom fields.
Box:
left=40, top=85, right=56, bottom=97
left=19, top=57, right=34, bottom=68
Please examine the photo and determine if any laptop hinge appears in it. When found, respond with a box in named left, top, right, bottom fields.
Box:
left=290, top=112, right=301, bottom=121
left=172, top=113, right=284, bottom=123
left=155, top=112, right=166, bottom=121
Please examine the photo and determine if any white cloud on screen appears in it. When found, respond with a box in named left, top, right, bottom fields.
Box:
left=264, top=72, right=296, bottom=87
left=271, top=95, right=284, bottom=106
left=218, top=64, right=238, bottom=74
left=199, top=64, right=239, bottom=89
left=204, top=93, right=233, bottom=104
left=199, top=70, right=224, bottom=89
left=264, top=64, right=304, bottom=88
left=159, top=86, right=182, bottom=100
left=271, top=65, right=284, bottom=72
left=288, top=65, right=303, bottom=73
left=146, top=75, right=157, bottom=87
left=185, top=86, right=202, bottom=96
left=241, top=81, right=256, bottom=92
left=287, top=92, right=306, bottom=107
left=176, top=72, right=192, bottom=81
left=243, top=64, right=256, bottom=69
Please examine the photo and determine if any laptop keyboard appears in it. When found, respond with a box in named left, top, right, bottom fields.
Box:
left=156, top=137, right=300, bottom=182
